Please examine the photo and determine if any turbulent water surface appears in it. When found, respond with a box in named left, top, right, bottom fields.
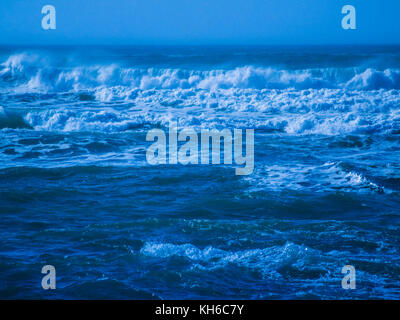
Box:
left=0, top=46, right=399, bottom=299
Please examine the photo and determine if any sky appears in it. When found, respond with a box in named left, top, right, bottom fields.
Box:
left=0, top=0, right=399, bottom=45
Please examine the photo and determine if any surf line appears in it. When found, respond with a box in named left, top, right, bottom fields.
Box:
left=146, top=121, right=254, bottom=175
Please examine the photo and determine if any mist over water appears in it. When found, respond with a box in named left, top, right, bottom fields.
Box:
left=0, top=46, right=399, bottom=299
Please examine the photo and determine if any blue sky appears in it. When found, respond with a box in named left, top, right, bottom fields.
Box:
left=0, top=0, right=399, bottom=45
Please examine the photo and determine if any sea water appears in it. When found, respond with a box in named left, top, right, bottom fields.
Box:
left=0, top=45, right=399, bottom=299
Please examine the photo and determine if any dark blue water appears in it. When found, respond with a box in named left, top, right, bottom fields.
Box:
left=0, top=46, right=399, bottom=299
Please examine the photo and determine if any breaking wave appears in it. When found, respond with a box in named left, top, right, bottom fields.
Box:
left=1, top=53, right=399, bottom=137
left=140, top=241, right=323, bottom=278
left=2, top=53, right=400, bottom=93
left=0, top=105, right=32, bottom=129
left=244, top=161, right=388, bottom=194
left=4, top=86, right=396, bottom=135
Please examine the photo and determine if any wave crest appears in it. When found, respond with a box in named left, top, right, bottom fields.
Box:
left=140, top=241, right=320, bottom=278
left=2, top=53, right=400, bottom=93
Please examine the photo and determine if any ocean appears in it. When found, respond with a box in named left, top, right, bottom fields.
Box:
left=0, top=45, right=399, bottom=299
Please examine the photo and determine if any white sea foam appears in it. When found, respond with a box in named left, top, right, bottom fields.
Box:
left=1, top=53, right=399, bottom=135
left=244, top=161, right=383, bottom=194
left=140, top=241, right=321, bottom=278
left=16, top=86, right=399, bottom=136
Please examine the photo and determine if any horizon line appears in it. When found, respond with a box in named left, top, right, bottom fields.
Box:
left=1, top=43, right=400, bottom=47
